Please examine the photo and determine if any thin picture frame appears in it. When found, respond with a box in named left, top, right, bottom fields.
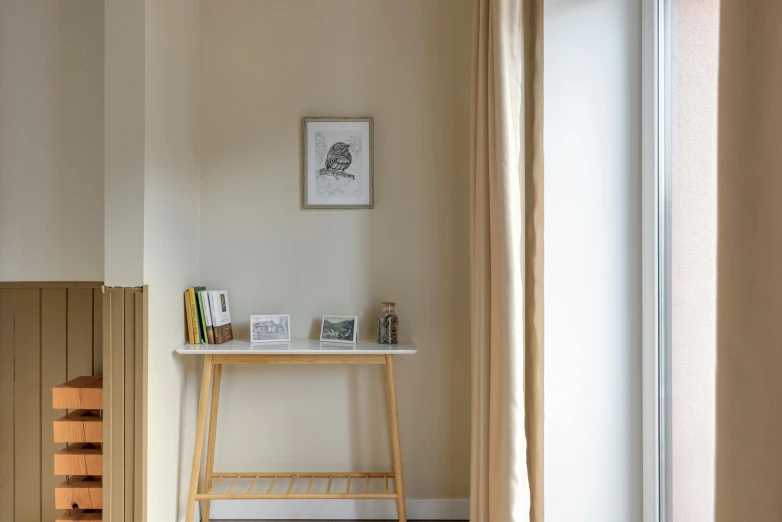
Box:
left=301, top=117, right=374, bottom=209
left=250, top=314, right=291, bottom=343
left=319, top=315, right=359, bottom=344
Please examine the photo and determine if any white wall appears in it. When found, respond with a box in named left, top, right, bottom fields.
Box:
left=198, top=0, right=472, bottom=506
left=544, top=0, right=642, bottom=520
left=671, top=1, right=719, bottom=520
left=143, top=0, right=200, bottom=520
left=0, top=0, right=104, bottom=282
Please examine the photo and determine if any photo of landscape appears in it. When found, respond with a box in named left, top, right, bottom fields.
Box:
left=320, top=316, right=357, bottom=343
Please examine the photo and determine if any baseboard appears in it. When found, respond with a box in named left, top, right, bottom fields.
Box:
left=203, top=498, right=469, bottom=520
left=180, top=501, right=202, bottom=522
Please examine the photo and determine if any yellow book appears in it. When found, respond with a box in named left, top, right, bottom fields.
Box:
left=184, top=291, right=194, bottom=344
left=187, top=288, right=200, bottom=344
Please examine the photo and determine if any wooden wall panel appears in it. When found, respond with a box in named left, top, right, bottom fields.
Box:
left=0, top=282, right=102, bottom=289
left=106, top=287, right=126, bottom=522
left=0, top=282, right=144, bottom=521
left=134, top=291, right=146, bottom=522
left=68, top=288, right=95, bottom=379
left=0, top=290, right=14, bottom=521
left=13, top=289, right=41, bottom=522
left=93, top=288, right=104, bottom=376
left=101, top=285, right=147, bottom=522
left=102, top=288, right=113, bottom=519
left=41, top=289, right=68, bottom=521
left=124, top=288, right=139, bottom=522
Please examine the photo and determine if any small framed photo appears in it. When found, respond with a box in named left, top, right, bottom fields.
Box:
left=250, top=315, right=291, bottom=343
left=302, top=117, right=373, bottom=209
left=320, top=315, right=359, bottom=344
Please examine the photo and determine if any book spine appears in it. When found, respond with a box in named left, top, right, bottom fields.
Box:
left=196, top=291, right=208, bottom=344
left=201, top=292, right=215, bottom=344
left=187, top=288, right=200, bottom=344
left=184, top=291, right=194, bottom=344
left=210, top=291, right=221, bottom=343
left=209, top=291, right=222, bottom=326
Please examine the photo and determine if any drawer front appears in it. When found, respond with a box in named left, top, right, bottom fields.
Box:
left=52, top=376, right=103, bottom=410
left=55, top=477, right=103, bottom=510
left=54, top=443, right=103, bottom=476
left=53, top=410, right=103, bottom=443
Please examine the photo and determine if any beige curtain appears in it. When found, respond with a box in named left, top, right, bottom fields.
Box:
left=715, top=1, right=782, bottom=520
left=469, top=0, right=543, bottom=520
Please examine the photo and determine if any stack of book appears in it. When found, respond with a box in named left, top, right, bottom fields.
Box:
left=184, top=287, right=233, bottom=344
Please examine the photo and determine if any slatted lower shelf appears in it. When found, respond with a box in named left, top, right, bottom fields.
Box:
left=195, top=472, right=398, bottom=500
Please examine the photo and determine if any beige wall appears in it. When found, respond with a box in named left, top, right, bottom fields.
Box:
left=143, top=0, right=201, bottom=520
left=105, top=0, right=146, bottom=287
left=671, top=0, right=719, bottom=521
left=198, top=0, right=472, bottom=502
left=104, top=0, right=200, bottom=517
left=0, top=0, right=104, bottom=282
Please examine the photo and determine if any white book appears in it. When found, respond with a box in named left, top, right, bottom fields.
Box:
left=209, top=290, right=231, bottom=327
left=201, top=292, right=213, bottom=327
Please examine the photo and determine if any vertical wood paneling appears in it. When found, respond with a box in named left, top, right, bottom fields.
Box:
left=67, top=288, right=94, bottom=379
left=108, top=287, right=126, bottom=522
left=0, top=283, right=105, bottom=522
left=13, top=289, right=41, bottom=522
left=102, top=288, right=113, bottom=518
left=134, top=286, right=149, bottom=522
left=0, top=290, right=15, bottom=521
left=134, top=290, right=146, bottom=522
left=41, top=289, right=67, bottom=521
left=124, top=288, right=139, bottom=522
left=93, top=288, right=103, bottom=376
left=133, top=293, right=144, bottom=522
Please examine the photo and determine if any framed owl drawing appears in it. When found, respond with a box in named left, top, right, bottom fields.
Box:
left=302, top=117, right=374, bottom=209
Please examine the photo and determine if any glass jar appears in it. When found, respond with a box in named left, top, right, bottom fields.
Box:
left=377, top=302, right=399, bottom=344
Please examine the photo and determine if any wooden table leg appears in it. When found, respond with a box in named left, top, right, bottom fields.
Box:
left=385, top=354, right=407, bottom=522
left=202, top=363, right=222, bottom=522
left=186, top=354, right=214, bottom=522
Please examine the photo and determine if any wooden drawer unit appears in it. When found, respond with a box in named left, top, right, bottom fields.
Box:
left=53, top=376, right=103, bottom=519
left=54, top=409, right=103, bottom=443
left=56, top=510, right=103, bottom=521
left=55, top=443, right=103, bottom=476
left=53, top=376, right=103, bottom=410
left=55, top=476, right=103, bottom=510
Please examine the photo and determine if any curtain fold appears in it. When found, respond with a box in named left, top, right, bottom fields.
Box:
left=715, top=1, right=782, bottom=520
left=470, top=0, right=543, bottom=520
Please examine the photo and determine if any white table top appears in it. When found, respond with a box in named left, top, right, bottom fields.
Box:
left=175, top=339, right=417, bottom=355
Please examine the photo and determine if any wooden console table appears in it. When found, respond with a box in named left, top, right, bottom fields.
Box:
left=176, top=339, right=417, bottom=522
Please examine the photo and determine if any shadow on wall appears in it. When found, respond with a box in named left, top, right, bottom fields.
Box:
left=178, top=354, right=202, bottom=515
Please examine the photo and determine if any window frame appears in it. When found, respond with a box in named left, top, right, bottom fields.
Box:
left=642, top=0, right=671, bottom=521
